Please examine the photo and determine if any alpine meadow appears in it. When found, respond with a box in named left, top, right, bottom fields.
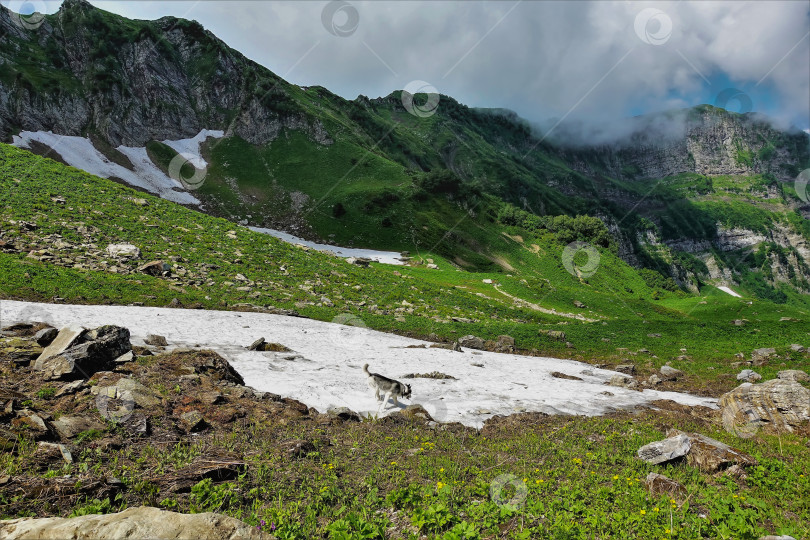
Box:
left=0, top=1, right=809, bottom=539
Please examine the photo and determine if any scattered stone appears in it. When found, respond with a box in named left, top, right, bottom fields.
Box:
left=327, top=407, right=360, bottom=422
left=144, top=334, right=168, bottom=347
left=55, top=380, right=86, bottom=397
left=37, top=326, right=131, bottom=380
left=247, top=337, right=266, bottom=351
left=789, top=344, right=805, bottom=353
left=751, top=347, right=776, bottom=363
left=777, top=369, right=809, bottom=382
left=495, top=335, right=515, bottom=352
left=92, top=377, right=161, bottom=408
left=667, top=430, right=757, bottom=473
left=660, top=365, right=683, bottom=380
left=346, top=257, right=371, bottom=267
left=11, top=411, right=49, bottom=439
left=429, top=342, right=462, bottom=352
left=180, top=411, right=207, bottom=432
left=403, top=372, right=456, bottom=380
left=647, top=374, right=662, bottom=386
left=551, top=372, right=583, bottom=381
left=138, top=260, right=169, bottom=276
left=758, top=536, right=797, bottom=540
left=396, top=404, right=434, bottom=422
left=615, top=364, right=636, bottom=375
left=736, top=369, right=762, bottom=383
left=720, top=379, right=810, bottom=434
left=573, top=300, right=586, bottom=308
left=458, top=335, right=485, bottom=349
left=637, top=433, right=691, bottom=465
left=0, top=506, right=273, bottom=540
left=280, top=439, right=317, bottom=458
left=720, top=464, right=748, bottom=481
left=51, top=416, right=105, bottom=440
left=608, top=374, right=637, bottom=389
left=644, top=472, right=686, bottom=497
left=33, top=442, right=73, bottom=465
left=201, top=391, right=225, bottom=405
left=33, top=327, right=58, bottom=347
left=105, top=244, right=141, bottom=258
left=34, top=327, right=84, bottom=368
left=0, top=337, right=43, bottom=365
left=114, top=351, right=134, bottom=364
left=647, top=333, right=662, bottom=338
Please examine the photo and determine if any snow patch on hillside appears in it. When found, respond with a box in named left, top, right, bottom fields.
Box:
left=11, top=130, right=224, bottom=206
left=250, top=226, right=405, bottom=265
left=1, top=300, right=717, bottom=428
left=717, top=286, right=742, bottom=298
left=161, top=129, right=224, bottom=169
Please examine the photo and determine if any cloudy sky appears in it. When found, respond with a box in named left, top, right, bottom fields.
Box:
left=11, top=0, right=810, bottom=134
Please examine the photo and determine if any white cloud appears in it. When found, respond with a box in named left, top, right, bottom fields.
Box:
left=84, top=1, right=810, bottom=133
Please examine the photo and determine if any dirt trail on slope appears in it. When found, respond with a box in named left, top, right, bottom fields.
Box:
left=492, top=284, right=599, bottom=322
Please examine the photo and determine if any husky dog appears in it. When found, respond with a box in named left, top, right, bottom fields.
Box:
left=363, top=364, right=412, bottom=411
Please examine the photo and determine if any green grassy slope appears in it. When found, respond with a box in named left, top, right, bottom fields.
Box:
left=3, top=1, right=808, bottom=304
left=1, top=144, right=809, bottom=395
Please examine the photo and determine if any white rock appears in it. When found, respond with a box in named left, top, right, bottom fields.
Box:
left=105, top=244, right=141, bottom=258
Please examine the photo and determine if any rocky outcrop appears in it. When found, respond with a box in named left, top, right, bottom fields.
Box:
left=0, top=505, right=273, bottom=539
left=35, top=326, right=131, bottom=380
left=0, top=0, right=332, bottom=148
left=638, top=431, right=756, bottom=472
left=720, top=379, right=810, bottom=435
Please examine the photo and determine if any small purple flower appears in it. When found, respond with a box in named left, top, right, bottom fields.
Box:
left=270, top=522, right=277, bottom=531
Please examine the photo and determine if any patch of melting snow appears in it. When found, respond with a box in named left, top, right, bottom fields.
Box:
left=1, top=300, right=717, bottom=428
left=717, top=286, right=742, bottom=298
left=11, top=130, right=224, bottom=206
left=249, top=226, right=404, bottom=265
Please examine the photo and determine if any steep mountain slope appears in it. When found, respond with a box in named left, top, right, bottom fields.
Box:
left=1, top=0, right=809, bottom=303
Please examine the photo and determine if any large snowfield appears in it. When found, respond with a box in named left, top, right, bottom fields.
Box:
left=2, top=300, right=717, bottom=428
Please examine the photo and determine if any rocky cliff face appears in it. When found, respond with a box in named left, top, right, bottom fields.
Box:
left=564, top=108, right=808, bottom=181
left=0, top=0, right=331, bottom=147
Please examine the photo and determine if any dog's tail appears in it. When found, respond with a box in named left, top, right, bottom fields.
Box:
left=362, top=363, right=370, bottom=374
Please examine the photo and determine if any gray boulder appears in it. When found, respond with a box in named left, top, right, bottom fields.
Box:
left=637, top=433, right=691, bottom=464
left=720, top=379, right=810, bottom=435
left=34, top=327, right=58, bottom=347
left=458, top=335, right=485, bottom=349
left=37, top=326, right=131, bottom=380
left=0, top=506, right=273, bottom=539
left=144, top=334, right=168, bottom=347
left=777, top=370, right=809, bottom=382
left=660, top=365, right=683, bottom=380
left=51, top=416, right=105, bottom=440
left=736, top=369, right=761, bottom=383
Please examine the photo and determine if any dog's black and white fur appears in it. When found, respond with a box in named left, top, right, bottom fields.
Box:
left=363, top=364, right=411, bottom=412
